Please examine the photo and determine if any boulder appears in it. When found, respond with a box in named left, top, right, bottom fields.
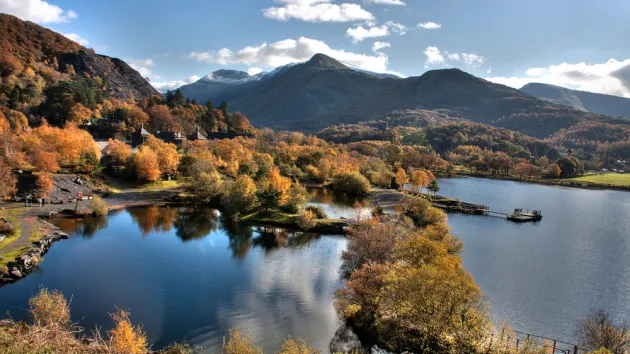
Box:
left=19, top=255, right=31, bottom=266
left=55, top=231, right=69, bottom=239
left=10, top=269, right=22, bottom=279
left=0, top=319, right=12, bottom=327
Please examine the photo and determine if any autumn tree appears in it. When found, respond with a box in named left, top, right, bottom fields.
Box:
left=222, top=175, right=258, bottom=217
left=67, top=102, right=92, bottom=125
left=395, top=168, right=409, bottom=189
left=129, top=146, right=161, bottom=182
left=230, top=112, right=251, bottom=131
left=103, top=139, right=132, bottom=175
left=144, top=135, right=180, bottom=176
left=35, top=173, right=54, bottom=198
left=545, top=163, right=562, bottom=178
left=556, top=156, right=585, bottom=178
left=577, top=309, right=630, bottom=354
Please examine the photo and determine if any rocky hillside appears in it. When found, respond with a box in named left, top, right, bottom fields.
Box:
left=179, top=53, right=630, bottom=138
left=0, top=13, right=158, bottom=101
left=521, top=83, right=630, bottom=119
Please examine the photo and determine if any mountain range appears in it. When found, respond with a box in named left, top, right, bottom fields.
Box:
left=0, top=13, right=158, bottom=101
left=521, top=83, right=630, bottom=119
left=177, top=53, right=630, bottom=138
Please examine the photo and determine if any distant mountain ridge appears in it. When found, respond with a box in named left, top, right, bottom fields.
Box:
left=178, top=53, right=630, bottom=138
left=0, top=13, right=159, bottom=101
left=521, top=83, right=630, bottom=119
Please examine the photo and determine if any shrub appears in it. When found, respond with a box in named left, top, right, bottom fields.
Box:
left=0, top=219, right=15, bottom=235
left=305, top=206, right=327, bottom=219
left=91, top=195, right=109, bottom=217
left=222, top=329, right=263, bottom=354
left=278, top=337, right=319, bottom=354
left=332, top=172, right=371, bottom=196
left=297, top=210, right=317, bottom=230
left=109, top=309, right=148, bottom=354
left=404, top=199, right=447, bottom=228
left=29, top=288, right=71, bottom=327
left=159, top=342, right=203, bottom=354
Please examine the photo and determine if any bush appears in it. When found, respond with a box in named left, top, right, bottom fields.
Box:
left=305, top=206, right=327, bottom=219
left=222, top=329, right=263, bottom=354
left=404, top=199, right=447, bottom=228
left=159, top=342, right=203, bottom=354
left=332, top=172, right=371, bottom=196
left=29, top=288, right=71, bottom=327
left=278, top=337, right=319, bottom=354
left=221, top=175, right=258, bottom=217
left=91, top=195, right=109, bottom=217
left=109, top=309, right=147, bottom=354
left=297, top=210, right=317, bottom=230
left=0, top=219, right=15, bottom=235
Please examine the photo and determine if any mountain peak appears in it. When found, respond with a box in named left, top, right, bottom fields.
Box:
left=303, top=54, right=348, bottom=71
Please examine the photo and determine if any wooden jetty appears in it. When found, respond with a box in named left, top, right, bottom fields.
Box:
left=402, top=190, right=543, bottom=223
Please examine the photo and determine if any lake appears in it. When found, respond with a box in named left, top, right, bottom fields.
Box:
left=1, top=178, right=629, bottom=350
left=0, top=207, right=348, bottom=353
left=440, top=177, right=630, bottom=342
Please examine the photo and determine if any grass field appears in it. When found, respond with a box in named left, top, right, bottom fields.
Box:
left=571, top=173, right=630, bottom=187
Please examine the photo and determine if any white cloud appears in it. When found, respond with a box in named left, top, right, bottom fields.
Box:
left=418, top=21, right=441, bottom=30
left=486, top=59, right=630, bottom=98
left=385, top=21, right=407, bottom=35
left=130, top=59, right=154, bottom=78
left=425, top=47, right=485, bottom=69
left=447, top=53, right=460, bottom=61
left=372, top=41, right=391, bottom=53
left=152, top=75, right=201, bottom=93
left=365, top=0, right=405, bottom=6
left=424, top=46, right=444, bottom=68
left=247, top=67, right=264, bottom=76
left=462, top=53, right=485, bottom=67
left=487, top=66, right=492, bottom=74
left=189, top=37, right=399, bottom=75
left=0, top=0, right=77, bottom=23
left=62, top=33, right=89, bottom=46
left=347, top=25, right=389, bottom=43
left=262, top=0, right=373, bottom=22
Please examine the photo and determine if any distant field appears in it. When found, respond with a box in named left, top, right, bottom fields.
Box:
left=571, top=173, right=630, bottom=187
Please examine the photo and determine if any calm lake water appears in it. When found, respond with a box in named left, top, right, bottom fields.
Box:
left=0, top=207, right=347, bottom=353
left=1, top=178, right=629, bottom=350
left=440, top=177, right=630, bottom=342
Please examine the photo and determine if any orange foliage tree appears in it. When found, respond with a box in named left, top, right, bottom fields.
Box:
left=35, top=173, right=54, bottom=198
left=130, top=146, right=161, bottom=182
left=144, top=136, right=180, bottom=175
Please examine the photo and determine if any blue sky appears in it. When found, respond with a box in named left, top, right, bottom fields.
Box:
left=2, top=0, right=630, bottom=96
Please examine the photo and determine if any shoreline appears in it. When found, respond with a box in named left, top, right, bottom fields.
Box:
left=451, top=172, right=630, bottom=192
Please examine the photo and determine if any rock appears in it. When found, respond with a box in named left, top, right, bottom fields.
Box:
left=19, top=255, right=31, bottom=266
left=329, top=325, right=363, bottom=354
left=0, top=319, right=12, bottom=327
left=55, top=231, right=69, bottom=239
left=0, top=236, right=5, bottom=242
left=10, top=269, right=22, bottom=279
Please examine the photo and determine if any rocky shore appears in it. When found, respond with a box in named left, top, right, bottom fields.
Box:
left=0, top=221, right=69, bottom=287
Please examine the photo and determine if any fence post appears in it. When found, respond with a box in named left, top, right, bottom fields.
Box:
left=552, top=340, right=557, bottom=353
left=573, top=345, right=578, bottom=354
left=516, top=339, right=520, bottom=349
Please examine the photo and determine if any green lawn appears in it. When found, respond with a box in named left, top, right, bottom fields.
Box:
left=571, top=173, right=630, bottom=187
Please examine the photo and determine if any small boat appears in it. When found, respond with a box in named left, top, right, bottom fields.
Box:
left=507, top=209, right=543, bottom=223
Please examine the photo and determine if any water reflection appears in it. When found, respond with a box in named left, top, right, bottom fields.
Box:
left=0, top=206, right=347, bottom=353
left=174, top=208, right=220, bottom=242
left=56, top=215, right=110, bottom=238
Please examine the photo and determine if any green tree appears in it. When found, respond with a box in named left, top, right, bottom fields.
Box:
left=428, top=179, right=440, bottom=196
left=257, top=186, right=282, bottom=214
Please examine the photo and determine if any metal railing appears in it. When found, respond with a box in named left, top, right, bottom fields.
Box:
left=486, top=330, right=588, bottom=354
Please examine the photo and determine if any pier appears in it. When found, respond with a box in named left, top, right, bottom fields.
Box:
left=402, top=190, right=543, bottom=223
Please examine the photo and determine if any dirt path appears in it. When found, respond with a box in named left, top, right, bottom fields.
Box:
left=0, top=216, right=35, bottom=255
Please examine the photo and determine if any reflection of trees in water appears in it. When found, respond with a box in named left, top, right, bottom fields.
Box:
left=308, top=187, right=365, bottom=208
left=173, top=207, right=219, bottom=242
left=221, top=217, right=255, bottom=260
left=127, top=206, right=178, bottom=236
left=55, top=215, right=109, bottom=238
left=252, top=227, right=320, bottom=253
